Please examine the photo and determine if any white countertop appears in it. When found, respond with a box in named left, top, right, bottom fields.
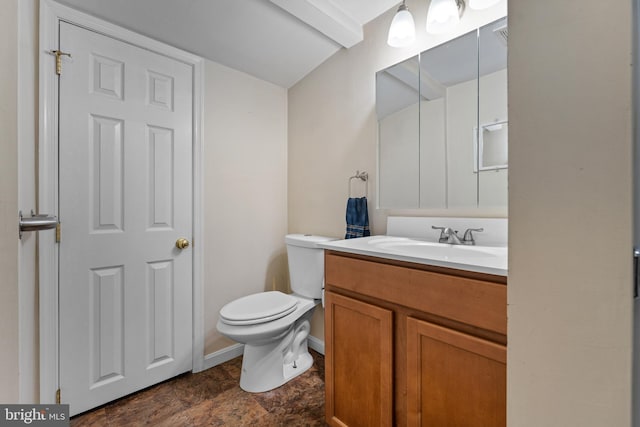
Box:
left=319, top=235, right=508, bottom=277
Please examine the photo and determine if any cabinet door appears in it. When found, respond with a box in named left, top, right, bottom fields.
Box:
left=325, top=291, right=393, bottom=427
left=407, top=317, right=506, bottom=427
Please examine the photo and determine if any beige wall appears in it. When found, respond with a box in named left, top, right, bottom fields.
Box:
left=508, top=1, right=633, bottom=426
left=288, top=0, right=507, bottom=341
left=0, top=0, right=21, bottom=402
left=203, top=60, right=289, bottom=354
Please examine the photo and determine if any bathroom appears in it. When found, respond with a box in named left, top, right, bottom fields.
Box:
left=0, top=0, right=638, bottom=426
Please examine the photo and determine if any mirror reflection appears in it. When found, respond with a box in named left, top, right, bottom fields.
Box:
left=420, top=29, right=478, bottom=208
left=377, top=55, right=420, bottom=208
left=376, top=17, right=508, bottom=210
left=478, top=17, right=508, bottom=207
left=475, top=121, right=508, bottom=172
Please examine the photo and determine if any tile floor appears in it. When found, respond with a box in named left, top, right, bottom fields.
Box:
left=70, top=350, right=325, bottom=426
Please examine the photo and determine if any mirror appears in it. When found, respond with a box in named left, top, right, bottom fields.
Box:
left=478, top=17, right=508, bottom=207
left=377, top=56, right=421, bottom=208
left=419, top=29, right=478, bottom=208
left=376, top=17, right=508, bottom=209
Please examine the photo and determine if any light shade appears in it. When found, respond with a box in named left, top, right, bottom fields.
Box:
left=468, top=0, right=500, bottom=10
left=387, top=4, right=416, bottom=47
left=426, top=0, right=462, bottom=34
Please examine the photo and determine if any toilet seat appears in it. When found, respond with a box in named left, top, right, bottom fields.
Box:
left=220, top=291, right=298, bottom=326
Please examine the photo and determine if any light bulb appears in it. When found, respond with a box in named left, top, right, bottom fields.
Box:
left=426, top=0, right=461, bottom=34
left=387, top=3, right=416, bottom=47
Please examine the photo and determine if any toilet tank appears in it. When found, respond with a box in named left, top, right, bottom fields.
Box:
left=285, top=234, right=335, bottom=299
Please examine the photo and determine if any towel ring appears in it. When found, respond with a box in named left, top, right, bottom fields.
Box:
left=348, top=170, right=368, bottom=198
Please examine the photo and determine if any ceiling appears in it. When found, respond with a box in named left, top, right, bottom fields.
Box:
left=54, top=0, right=399, bottom=88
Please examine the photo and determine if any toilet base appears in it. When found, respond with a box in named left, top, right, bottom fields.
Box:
left=283, top=347, right=313, bottom=384
left=239, top=311, right=314, bottom=393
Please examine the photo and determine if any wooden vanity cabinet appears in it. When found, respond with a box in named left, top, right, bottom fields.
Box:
left=324, top=251, right=507, bottom=427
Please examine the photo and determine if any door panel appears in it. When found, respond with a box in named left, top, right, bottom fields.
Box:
left=91, top=115, right=124, bottom=232
left=90, top=266, right=125, bottom=388
left=58, top=21, right=193, bottom=416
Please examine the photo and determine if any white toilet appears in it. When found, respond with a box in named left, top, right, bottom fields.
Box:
left=216, top=234, right=334, bottom=393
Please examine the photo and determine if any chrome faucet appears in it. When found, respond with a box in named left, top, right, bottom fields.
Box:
left=432, top=226, right=484, bottom=245
left=432, top=226, right=462, bottom=244
left=462, top=228, right=484, bottom=245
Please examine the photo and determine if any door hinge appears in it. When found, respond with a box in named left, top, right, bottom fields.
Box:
left=56, top=223, right=61, bottom=243
left=51, top=50, right=71, bottom=75
left=55, top=388, right=61, bottom=404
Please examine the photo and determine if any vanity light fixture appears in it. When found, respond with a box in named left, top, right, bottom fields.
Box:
left=468, top=0, right=501, bottom=10
left=387, top=0, right=416, bottom=47
left=426, top=0, right=465, bottom=34
left=388, top=0, right=501, bottom=46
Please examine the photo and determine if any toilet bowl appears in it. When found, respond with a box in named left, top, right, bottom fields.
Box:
left=216, top=234, right=335, bottom=392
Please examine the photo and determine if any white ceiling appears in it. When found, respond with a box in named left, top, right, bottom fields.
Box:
left=54, top=0, right=399, bottom=88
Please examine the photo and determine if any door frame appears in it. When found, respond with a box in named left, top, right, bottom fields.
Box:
left=38, top=0, right=205, bottom=404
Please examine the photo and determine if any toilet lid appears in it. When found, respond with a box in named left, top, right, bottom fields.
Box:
left=219, top=291, right=298, bottom=326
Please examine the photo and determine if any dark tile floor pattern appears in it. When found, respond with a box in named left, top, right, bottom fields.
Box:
left=70, top=350, right=325, bottom=426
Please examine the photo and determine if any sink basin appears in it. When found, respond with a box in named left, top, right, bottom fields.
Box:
left=368, top=236, right=506, bottom=261
left=318, top=235, right=508, bottom=276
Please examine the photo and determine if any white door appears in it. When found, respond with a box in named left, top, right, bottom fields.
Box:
left=58, top=21, right=193, bottom=416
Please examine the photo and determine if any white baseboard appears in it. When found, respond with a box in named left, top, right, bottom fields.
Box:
left=308, top=335, right=325, bottom=355
left=202, top=343, right=244, bottom=371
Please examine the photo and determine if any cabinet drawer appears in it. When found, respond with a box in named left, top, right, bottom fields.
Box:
left=325, top=252, right=507, bottom=335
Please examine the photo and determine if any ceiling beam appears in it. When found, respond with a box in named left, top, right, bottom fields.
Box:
left=384, top=60, right=446, bottom=101
left=270, top=0, right=363, bottom=48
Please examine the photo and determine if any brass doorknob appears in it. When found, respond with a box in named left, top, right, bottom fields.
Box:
left=175, top=238, right=190, bottom=249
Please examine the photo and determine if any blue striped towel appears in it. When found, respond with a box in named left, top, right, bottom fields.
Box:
left=345, top=197, right=370, bottom=239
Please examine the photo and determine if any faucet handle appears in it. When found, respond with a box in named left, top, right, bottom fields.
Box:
left=432, top=226, right=460, bottom=243
left=431, top=226, right=448, bottom=243
left=462, top=228, right=484, bottom=245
